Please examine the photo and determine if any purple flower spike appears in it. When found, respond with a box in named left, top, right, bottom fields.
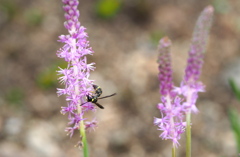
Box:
left=158, top=37, right=174, bottom=96
left=184, top=6, right=214, bottom=83
left=155, top=37, right=186, bottom=147
left=155, top=6, right=214, bottom=147
left=182, top=5, right=213, bottom=113
left=57, top=0, right=97, bottom=137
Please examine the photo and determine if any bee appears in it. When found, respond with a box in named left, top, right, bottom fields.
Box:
left=80, top=84, right=116, bottom=109
left=92, top=84, right=102, bottom=97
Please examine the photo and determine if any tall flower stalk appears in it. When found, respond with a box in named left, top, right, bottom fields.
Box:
left=183, top=6, right=214, bottom=157
left=56, top=0, right=98, bottom=156
left=154, top=6, right=214, bottom=157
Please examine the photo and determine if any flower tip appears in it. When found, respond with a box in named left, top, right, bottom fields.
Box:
left=205, top=5, right=214, bottom=13
left=159, top=36, right=172, bottom=47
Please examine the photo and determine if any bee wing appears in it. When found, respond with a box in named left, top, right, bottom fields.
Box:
left=95, top=102, right=104, bottom=109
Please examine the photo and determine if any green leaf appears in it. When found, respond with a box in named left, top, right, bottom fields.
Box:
left=24, top=9, right=43, bottom=26
left=229, top=79, right=240, bottom=101
left=212, top=0, right=231, bottom=14
left=228, top=109, right=240, bottom=153
left=0, top=0, right=18, bottom=21
left=5, top=87, right=24, bottom=107
left=95, top=0, right=122, bottom=19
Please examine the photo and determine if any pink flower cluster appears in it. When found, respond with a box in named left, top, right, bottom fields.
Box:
left=154, top=6, right=214, bottom=146
left=57, top=0, right=98, bottom=137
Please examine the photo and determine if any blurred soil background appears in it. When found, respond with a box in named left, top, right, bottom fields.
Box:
left=0, top=0, right=240, bottom=157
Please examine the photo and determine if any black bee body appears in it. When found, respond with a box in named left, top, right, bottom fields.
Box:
left=81, top=84, right=116, bottom=109
left=86, top=94, right=97, bottom=103
left=86, top=94, right=104, bottom=109
left=93, top=84, right=102, bottom=97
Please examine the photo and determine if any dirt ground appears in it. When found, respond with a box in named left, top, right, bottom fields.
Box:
left=0, top=0, right=240, bottom=157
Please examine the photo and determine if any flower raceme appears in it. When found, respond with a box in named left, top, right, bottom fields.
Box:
left=154, top=6, right=214, bottom=147
left=57, top=0, right=98, bottom=138
left=154, top=37, right=186, bottom=147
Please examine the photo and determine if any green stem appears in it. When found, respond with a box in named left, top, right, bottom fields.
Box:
left=186, top=112, right=191, bottom=157
left=172, top=144, right=176, bottom=157
left=80, top=121, right=89, bottom=157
